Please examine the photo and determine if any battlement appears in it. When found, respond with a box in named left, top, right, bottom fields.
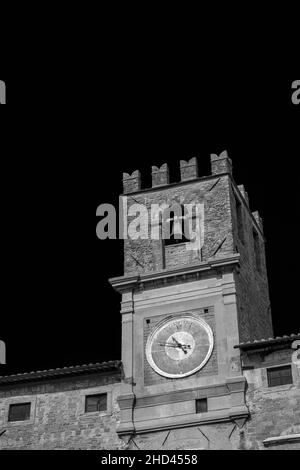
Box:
left=123, top=151, right=233, bottom=194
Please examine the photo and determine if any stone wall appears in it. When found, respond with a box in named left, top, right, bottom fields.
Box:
left=126, top=422, right=242, bottom=450
left=124, top=175, right=234, bottom=275
left=242, top=347, right=300, bottom=450
left=0, top=356, right=299, bottom=450
left=0, top=372, right=124, bottom=450
left=230, top=182, right=273, bottom=342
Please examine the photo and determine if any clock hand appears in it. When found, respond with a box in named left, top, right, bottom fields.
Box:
left=171, top=337, right=191, bottom=355
left=172, top=337, right=191, bottom=350
left=181, top=346, right=188, bottom=355
left=172, top=336, right=181, bottom=347
left=159, top=340, right=192, bottom=354
left=159, top=342, right=188, bottom=355
left=159, top=342, right=188, bottom=350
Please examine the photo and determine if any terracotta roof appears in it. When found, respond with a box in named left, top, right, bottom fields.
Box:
left=0, top=360, right=122, bottom=385
left=234, top=334, right=300, bottom=350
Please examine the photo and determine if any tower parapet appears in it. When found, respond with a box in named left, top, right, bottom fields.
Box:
left=122, top=170, right=141, bottom=194
left=151, top=163, right=169, bottom=187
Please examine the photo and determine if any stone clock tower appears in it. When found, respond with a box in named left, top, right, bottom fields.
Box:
left=110, top=152, right=273, bottom=450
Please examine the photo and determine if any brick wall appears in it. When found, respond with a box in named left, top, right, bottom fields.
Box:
left=164, top=243, right=199, bottom=269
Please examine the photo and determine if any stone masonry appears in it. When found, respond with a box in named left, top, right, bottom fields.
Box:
left=0, top=153, right=299, bottom=450
left=0, top=362, right=125, bottom=450
left=0, top=342, right=299, bottom=450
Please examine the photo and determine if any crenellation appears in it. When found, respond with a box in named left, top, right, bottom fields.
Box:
left=180, top=157, right=198, bottom=181
left=210, top=150, right=233, bottom=176
left=122, top=151, right=233, bottom=193
left=123, top=170, right=141, bottom=194
left=151, top=163, right=169, bottom=187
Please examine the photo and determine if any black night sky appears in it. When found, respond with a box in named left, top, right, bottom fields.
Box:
left=0, top=74, right=299, bottom=376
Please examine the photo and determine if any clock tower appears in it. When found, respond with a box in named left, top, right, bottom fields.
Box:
left=110, top=152, right=273, bottom=450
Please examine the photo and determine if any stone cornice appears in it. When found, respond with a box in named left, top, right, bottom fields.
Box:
left=117, top=406, right=249, bottom=436
left=117, top=376, right=248, bottom=436
left=109, top=254, right=240, bottom=293
left=119, top=377, right=246, bottom=411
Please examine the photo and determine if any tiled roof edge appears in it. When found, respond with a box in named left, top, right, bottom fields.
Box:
left=0, top=360, right=122, bottom=385
left=234, top=334, right=300, bottom=350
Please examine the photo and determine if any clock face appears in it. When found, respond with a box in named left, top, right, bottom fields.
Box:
left=146, top=314, right=214, bottom=378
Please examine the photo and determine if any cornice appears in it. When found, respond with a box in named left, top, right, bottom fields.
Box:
left=109, top=254, right=240, bottom=293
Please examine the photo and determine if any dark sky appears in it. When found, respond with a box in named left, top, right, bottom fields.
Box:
left=0, top=75, right=299, bottom=376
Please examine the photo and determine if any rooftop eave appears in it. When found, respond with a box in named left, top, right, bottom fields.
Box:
left=0, top=360, right=122, bottom=386
left=234, top=334, right=300, bottom=351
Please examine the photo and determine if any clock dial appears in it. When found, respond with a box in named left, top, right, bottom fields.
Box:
left=146, top=314, right=213, bottom=378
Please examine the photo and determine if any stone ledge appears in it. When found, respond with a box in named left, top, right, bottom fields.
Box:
left=263, top=434, right=300, bottom=447
left=117, top=406, right=249, bottom=436
left=110, top=254, right=240, bottom=294
left=119, top=383, right=230, bottom=411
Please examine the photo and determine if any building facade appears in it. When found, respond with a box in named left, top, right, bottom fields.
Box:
left=0, top=152, right=299, bottom=450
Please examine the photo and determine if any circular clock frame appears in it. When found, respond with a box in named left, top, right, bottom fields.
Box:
left=145, top=314, right=214, bottom=379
